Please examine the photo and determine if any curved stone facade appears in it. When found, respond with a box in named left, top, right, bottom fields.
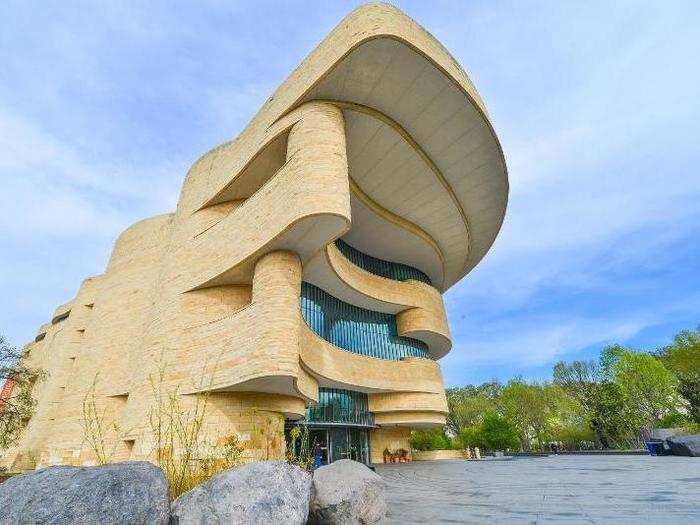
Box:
left=2, top=4, right=507, bottom=470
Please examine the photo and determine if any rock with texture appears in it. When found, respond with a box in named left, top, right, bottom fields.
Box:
left=170, top=460, right=313, bottom=524
left=0, top=461, right=169, bottom=525
left=666, top=434, right=700, bottom=457
left=310, top=459, right=387, bottom=524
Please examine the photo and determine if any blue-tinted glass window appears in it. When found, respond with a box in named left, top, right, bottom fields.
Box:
left=301, top=282, right=430, bottom=360
left=306, top=388, right=373, bottom=426
left=335, top=239, right=431, bottom=285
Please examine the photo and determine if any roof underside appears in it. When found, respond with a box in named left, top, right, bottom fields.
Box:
left=300, top=36, right=507, bottom=289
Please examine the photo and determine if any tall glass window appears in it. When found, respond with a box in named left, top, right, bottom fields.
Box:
left=301, top=282, right=430, bottom=360
left=335, top=239, right=431, bottom=285
left=306, top=388, right=374, bottom=427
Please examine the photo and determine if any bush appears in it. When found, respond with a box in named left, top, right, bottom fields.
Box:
left=680, top=422, right=700, bottom=435
left=285, top=425, right=314, bottom=471
left=655, top=412, right=689, bottom=429
left=410, top=428, right=452, bottom=451
left=482, top=412, right=520, bottom=451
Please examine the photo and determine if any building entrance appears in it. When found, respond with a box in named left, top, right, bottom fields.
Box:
left=286, top=387, right=374, bottom=467
left=307, top=426, right=369, bottom=465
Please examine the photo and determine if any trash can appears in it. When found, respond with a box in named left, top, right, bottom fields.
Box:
left=646, top=441, right=663, bottom=456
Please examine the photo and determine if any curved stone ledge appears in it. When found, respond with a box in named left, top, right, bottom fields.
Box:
left=51, top=301, right=73, bottom=324
left=180, top=103, right=351, bottom=291
left=106, top=214, right=174, bottom=273
left=304, top=242, right=451, bottom=358
left=35, top=322, right=52, bottom=340
left=178, top=251, right=317, bottom=404
left=368, top=391, right=448, bottom=415
left=299, top=324, right=444, bottom=395
left=374, top=411, right=446, bottom=428
left=177, top=4, right=507, bottom=290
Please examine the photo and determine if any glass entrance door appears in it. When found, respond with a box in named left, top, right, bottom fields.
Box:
left=329, top=428, right=350, bottom=463
left=328, top=427, right=369, bottom=464
left=348, top=427, right=369, bottom=465
left=287, top=423, right=371, bottom=467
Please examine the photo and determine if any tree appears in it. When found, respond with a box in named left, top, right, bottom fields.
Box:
left=0, top=336, right=45, bottom=450
left=553, top=359, right=599, bottom=409
left=590, top=381, right=638, bottom=448
left=499, top=380, right=560, bottom=451
left=657, top=328, right=700, bottom=423
left=481, top=412, right=519, bottom=451
left=445, top=384, right=500, bottom=435
left=553, top=358, right=639, bottom=448
left=608, top=347, right=680, bottom=442
left=458, top=425, right=487, bottom=450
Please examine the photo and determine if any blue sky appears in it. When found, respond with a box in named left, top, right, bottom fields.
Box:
left=1, top=1, right=699, bottom=386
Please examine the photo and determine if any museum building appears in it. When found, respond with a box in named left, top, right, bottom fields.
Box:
left=2, top=4, right=507, bottom=470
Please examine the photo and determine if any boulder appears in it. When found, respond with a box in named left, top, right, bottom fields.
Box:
left=665, top=434, right=700, bottom=457
left=309, top=459, right=387, bottom=524
left=0, top=461, right=169, bottom=525
left=170, top=460, right=312, bottom=525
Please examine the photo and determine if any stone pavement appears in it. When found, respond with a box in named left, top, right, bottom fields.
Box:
left=375, top=455, right=700, bottom=524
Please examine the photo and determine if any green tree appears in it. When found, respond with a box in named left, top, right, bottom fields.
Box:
left=445, top=384, right=499, bottom=435
left=499, top=380, right=559, bottom=451
left=481, top=412, right=520, bottom=451
left=553, top=360, right=599, bottom=411
left=0, top=336, right=46, bottom=450
left=657, top=328, right=700, bottom=423
left=457, top=425, right=487, bottom=450
left=590, top=381, right=638, bottom=448
left=553, top=359, right=616, bottom=448
left=607, top=347, right=680, bottom=442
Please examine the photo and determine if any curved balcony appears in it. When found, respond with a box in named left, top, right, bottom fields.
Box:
left=304, top=241, right=452, bottom=358
left=180, top=102, right=351, bottom=292
left=334, top=239, right=431, bottom=285
left=301, top=282, right=429, bottom=360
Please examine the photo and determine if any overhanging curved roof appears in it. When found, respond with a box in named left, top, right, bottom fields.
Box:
left=188, top=3, right=508, bottom=291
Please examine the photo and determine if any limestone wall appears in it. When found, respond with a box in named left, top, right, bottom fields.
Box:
left=3, top=4, right=508, bottom=471
left=412, top=450, right=467, bottom=461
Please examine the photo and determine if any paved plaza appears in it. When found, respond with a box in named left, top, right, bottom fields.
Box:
left=376, top=455, right=700, bottom=524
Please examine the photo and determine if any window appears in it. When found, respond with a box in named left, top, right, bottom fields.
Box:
left=335, top=239, right=431, bottom=284
left=306, top=388, right=373, bottom=426
left=301, top=282, right=430, bottom=360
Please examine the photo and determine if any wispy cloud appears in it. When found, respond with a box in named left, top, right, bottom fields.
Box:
left=0, top=1, right=698, bottom=385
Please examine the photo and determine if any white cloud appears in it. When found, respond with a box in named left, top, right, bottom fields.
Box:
left=1, top=0, right=698, bottom=382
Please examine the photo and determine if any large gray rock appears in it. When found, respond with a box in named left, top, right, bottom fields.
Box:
left=170, top=460, right=312, bottom=525
left=309, top=459, right=387, bottom=525
left=666, top=434, right=700, bottom=457
left=0, top=461, right=169, bottom=525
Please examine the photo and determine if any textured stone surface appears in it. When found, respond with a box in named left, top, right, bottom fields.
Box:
left=377, top=455, right=700, bottom=524
left=0, top=461, right=169, bottom=525
left=3, top=3, right=514, bottom=470
left=170, top=461, right=312, bottom=525
left=667, top=434, right=700, bottom=457
left=310, top=459, right=387, bottom=524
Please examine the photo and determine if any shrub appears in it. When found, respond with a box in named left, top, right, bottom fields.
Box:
left=409, top=428, right=452, bottom=451
left=148, top=372, right=244, bottom=500
left=285, top=425, right=314, bottom=471
left=680, top=421, right=700, bottom=435
left=655, top=412, right=689, bottom=429
left=553, top=424, right=596, bottom=451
